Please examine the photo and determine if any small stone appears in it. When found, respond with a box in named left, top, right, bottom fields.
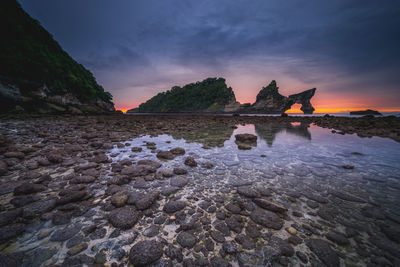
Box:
left=157, top=150, right=175, bottom=160
left=67, top=243, right=88, bottom=256
left=287, top=227, right=297, bottom=235
left=173, top=168, right=187, bottom=175
left=222, top=241, right=237, bottom=254
left=177, top=232, right=196, bottom=248
left=170, top=147, right=185, bottom=155
left=184, top=157, right=197, bottom=167
left=163, top=200, right=186, bottom=213
left=252, top=198, right=287, bottom=213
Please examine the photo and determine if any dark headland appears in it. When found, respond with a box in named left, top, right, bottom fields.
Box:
left=1, top=1, right=400, bottom=267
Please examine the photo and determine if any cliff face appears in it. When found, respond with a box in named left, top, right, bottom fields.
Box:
left=0, top=0, right=114, bottom=114
left=130, top=78, right=236, bottom=113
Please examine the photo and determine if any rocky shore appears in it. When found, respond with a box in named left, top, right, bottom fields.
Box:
left=0, top=114, right=399, bottom=266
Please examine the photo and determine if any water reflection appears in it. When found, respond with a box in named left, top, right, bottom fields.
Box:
left=171, top=122, right=312, bottom=148
left=105, top=123, right=400, bottom=266
left=254, top=122, right=311, bottom=146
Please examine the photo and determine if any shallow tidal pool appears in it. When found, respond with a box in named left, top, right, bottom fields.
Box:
left=4, top=122, right=400, bottom=267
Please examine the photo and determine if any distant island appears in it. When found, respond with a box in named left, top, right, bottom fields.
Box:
left=128, top=79, right=316, bottom=114
left=350, top=109, right=382, bottom=116
left=0, top=0, right=114, bottom=114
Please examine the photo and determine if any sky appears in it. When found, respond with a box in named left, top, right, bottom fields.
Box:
left=19, top=0, right=400, bottom=112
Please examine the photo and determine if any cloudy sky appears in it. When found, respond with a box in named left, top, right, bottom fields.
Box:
left=20, top=0, right=400, bottom=112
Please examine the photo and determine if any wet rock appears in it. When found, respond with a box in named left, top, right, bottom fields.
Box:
left=237, top=186, right=260, bottom=198
left=326, top=231, right=350, bottom=245
left=56, top=191, right=87, bottom=205
left=170, top=176, right=188, bottom=187
left=177, top=231, right=197, bottom=248
left=89, top=227, right=107, bottom=240
left=184, top=156, right=197, bottom=167
left=0, top=160, right=8, bottom=175
left=0, top=223, right=25, bottom=241
left=111, top=191, right=129, bottom=207
left=269, top=236, right=294, bottom=256
left=131, top=147, right=142, bottom=152
left=250, top=208, right=283, bottom=230
left=129, top=240, right=164, bottom=266
left=0, top=208, right=22, bottom=226
left=135, top=191, right=159, bottom=210
left=157, top=150, right=175, bottom=160
left=302, top=192, right=329, bottom=204
left=25, top=247, right=57, bottom=267
left=214, top=221, right=230, bottom=236
left=288, top=235, right=303, bottom=245
left=235, top=234, right=255, bottom=249
left=380, top=224, right=400, bottom=243
left=46, top=151, right=64, bottom=163
left=329, top=189, right=366, bottom=203
left=306, top=200, right=319, bottom=209
left=50, top=224, right=81, bottom=242
left=161, top=169, right=174, bottom=177
left=170, top=147, right=185, bottom=155
left=222, top=241, right=238, bottom=254
left=306, top=239, right=339, bottom=267
left=225, top=202, right=241, bottom=214
left=93, top=154, right=108, bottom=163
left=52, top=210, right=73, bottom=225
left=252, top=198, right=287, bottom=213
left=137, top=159, right=162, bottom=169
left=163, top=200, right=186, bottom=213
left=211, top=230, right=225, bottom=243
left=121, top=164, right=157, bottom=176
left=70, top=175, right=96, bottom=184
left=173, top=168, right=188, bottom=175
left=14, top=183, right=47, bottom=195
left=108, top=207, right=139, bottom=229
left=225, top=215, right=243, bottom=233
left=143, top=225, right=159, bottom=237
left=245, top=222, right=261, bottom=239
left=165, top=244, right=183, bottom=262
left=67, top=242, right=88, bottom=256
left=296, top=251, right=308, bottom=263
left=22, top=199, right=56, bottom=219
left=361, top=205, right=385, bottom=220
left=4, top=151, right=25, bottom=159
left=119, top=159, right=132, bottom=166
left=161, top=186, right=180, bottom=196
left=210, top=256, right=231, bottom=267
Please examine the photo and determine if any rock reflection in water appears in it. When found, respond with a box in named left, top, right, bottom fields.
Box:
left=171, top=125, right=234, bottom=148
left=255, top=122, right=311, bottom=146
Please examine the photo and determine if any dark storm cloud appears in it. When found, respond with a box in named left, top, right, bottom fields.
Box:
left=19, top=0, right=400, bottom=108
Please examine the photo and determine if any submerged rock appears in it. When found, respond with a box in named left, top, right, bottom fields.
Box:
left=250, top=208, right=283, bottom=230
left=129, top=240, right=163, bottom=266
left=108, top=207, right=139, bottom=229
left=306, top=239, right=340, bottom=267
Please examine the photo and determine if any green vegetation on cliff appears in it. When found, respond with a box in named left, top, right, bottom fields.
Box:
left=0, top=0, right=112, bottom=103
left=136, top=78, right=236, bottom=112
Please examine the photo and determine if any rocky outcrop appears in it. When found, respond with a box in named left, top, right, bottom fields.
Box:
left=247, top=81, right=316, bottom=114
left=131, top=79, right=315, bottom=114
left=0, top=79, right=115, bottom=114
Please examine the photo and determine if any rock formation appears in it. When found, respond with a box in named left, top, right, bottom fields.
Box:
left=244, top=81, right=316, bottom=114
left=130, top=79, right=316, bottom=114
left=0, top=0, right=114, bottom=114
